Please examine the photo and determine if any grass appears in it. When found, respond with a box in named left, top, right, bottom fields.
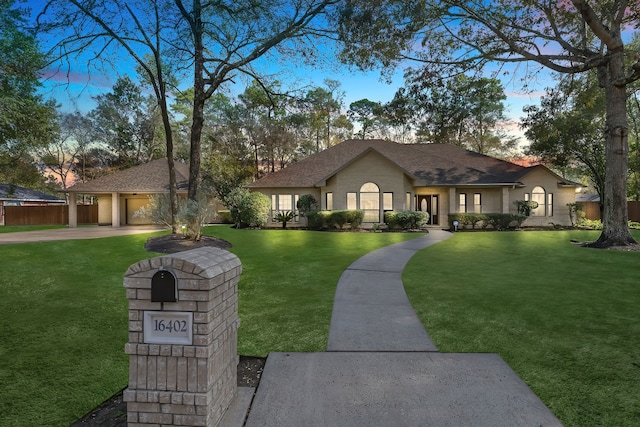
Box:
left=0, top=226, right=419, bottom=426
left=2, top=226, right=638, bottom=426
left=0, top=225, right=65, bottom=233
left=403, top=230, right=640, bottom=427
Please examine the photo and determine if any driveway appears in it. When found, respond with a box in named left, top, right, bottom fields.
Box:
left=0, top=225, right=167, bottom=245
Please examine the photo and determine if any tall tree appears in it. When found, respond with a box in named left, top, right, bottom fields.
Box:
left=1, top=0, right=57, bottom=186
left=338, top=0, right=640, bottom=247
left=347, top=99, right=384, bottom=139
left=523, top=72, right=607, bottom=201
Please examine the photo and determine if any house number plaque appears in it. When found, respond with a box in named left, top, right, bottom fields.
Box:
left=143, top=311, right=193, bottom=345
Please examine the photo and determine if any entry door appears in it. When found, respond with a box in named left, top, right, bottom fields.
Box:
left=416, top=195, right=439, bottom=225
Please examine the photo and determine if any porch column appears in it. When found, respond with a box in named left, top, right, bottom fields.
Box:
left=502, top=187, right=510, bottom=213
left=449, top=188, right=457, bottom=213
left=68, top=192, right=78, bottom=228
left=111, top=192, right=120, bottom=227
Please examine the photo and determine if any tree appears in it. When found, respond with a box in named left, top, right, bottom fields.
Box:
left=89, top=76, right=163, bottom=167
left=523, top=72, right=607, bottom=201
left=1, top=0, right=57, bottom=186
left=347, top=99, right=384, bottom=139
left=338, top=0, right=640, bottom=247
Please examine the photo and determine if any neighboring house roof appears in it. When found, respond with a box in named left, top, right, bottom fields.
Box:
left=0, top=184, right=66, bottom=203
left=248, top=139, right=580, bottom=188
left=576, top=194, right=600, bottom=202
left=66, top=159, right=190, bottom=193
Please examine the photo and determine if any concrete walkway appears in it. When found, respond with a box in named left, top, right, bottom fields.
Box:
left=244, top=230, right=563, bottom=426
left=0, top=225, right=166, bottom=245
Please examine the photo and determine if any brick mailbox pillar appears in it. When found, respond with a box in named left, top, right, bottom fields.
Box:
left=122, top=247, right=241, bottom=426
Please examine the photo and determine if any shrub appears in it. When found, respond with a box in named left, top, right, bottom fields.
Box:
left=237, top=192, right=271, bottom=228
left=274, top=210, right=295, bottom=228
left=346, top=210, right=364, bottom=229
left=296, top=194, right=318, bottom=217
left=216, top=210, right=233, bottom=224
left=515, top=200, right=539, bottom=216
left=307, top=210, right=364, bottom=230
left=385, top=211, right=429, bottom=230
left=449, top=213, right=525, bottom=231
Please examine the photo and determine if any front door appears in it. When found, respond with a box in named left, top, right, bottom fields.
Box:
left=416, top=195, right=439, bottom=225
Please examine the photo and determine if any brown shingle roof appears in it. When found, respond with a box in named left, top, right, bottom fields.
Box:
left=67, top=159, right=189, bottom=193
left=248, top=139, right=566, bottom=188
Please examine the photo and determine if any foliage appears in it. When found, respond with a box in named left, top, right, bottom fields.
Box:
left=177, top=194, right=217, bottom=240
left=384, top=210, right=429, bottom=230
left=515, top=200, right=539, bottom=216
left=448, top=213, right=527, bottom=230
left=134, top=192, right=216, bottom=238
left=215, top=210, right=233, bottom=224
left=227, top=187, right=251, bottom=228
left=237, top=191, right=271, bottom=228
left=0, top=1, right=57, bottom=185
left=522, top=71, right=606, bottom=199
left=403, top=73, right=516, bottom=155
left=307, top=210, right=365, bottom=230
left=347, top=98, right=384, bottom=139
left=134, top=194, right=175, bottom=228
left=296, top=194, right=319, bottom=217
left=566, top=202, right=585, bottom=227
left=273, top=210, right=295, bottom=229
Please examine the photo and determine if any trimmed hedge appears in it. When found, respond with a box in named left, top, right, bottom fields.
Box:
left=307, top=210, right=364, bottom=230
left=448, top=212, right=527, bottom=230
left=384, top=211, right=429, bottom=230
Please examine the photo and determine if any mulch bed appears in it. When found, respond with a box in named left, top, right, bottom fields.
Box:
left=71, top=234, right=264, bottom=426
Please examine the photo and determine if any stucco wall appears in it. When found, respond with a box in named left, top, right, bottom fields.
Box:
left=323, top=151, right=413, bottom=212
left=510, top=168, right=577, bottom=226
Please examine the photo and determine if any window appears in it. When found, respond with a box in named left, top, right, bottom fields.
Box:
left=271, top=194, right=299, bottom=222
left=547, top=193, right=553, bottom=216
left=459, top=193, right=467, bottom=213
left=473, top=193, right=481, bottom=213
left=531, top=186, right=545, bottom=216
left=326, top=192, right=333, bottom=210
left=406, top=193, right=411, bottom=210
left=383, top=193, right=393, bottom=211
left=347, top=192, right=357, bottom=210
left=359, top=182, right=380, bottom=222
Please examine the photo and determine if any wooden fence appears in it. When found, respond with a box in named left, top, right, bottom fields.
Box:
left=581, top=201, right=640, bottom=222
left=4, top=205, right=98, bottom=226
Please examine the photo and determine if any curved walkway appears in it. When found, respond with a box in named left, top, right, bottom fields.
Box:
left=245, top=230, right=562, bottom=427
left=327, top=230, right=452, bottom=351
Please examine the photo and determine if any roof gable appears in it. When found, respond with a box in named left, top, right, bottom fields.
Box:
left=67, top=159, right=190, bottom=193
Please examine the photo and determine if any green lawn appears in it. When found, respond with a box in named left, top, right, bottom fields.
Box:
left=0, top=225, right=65, bottom=233
left=0, top=226, right=419, bottom=426
left=403, top=230, right=640, bottom=427
left=1, top=227, right=638, bottom=426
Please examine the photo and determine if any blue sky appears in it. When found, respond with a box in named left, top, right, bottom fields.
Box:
left=31, top=1, right=551, bottom=145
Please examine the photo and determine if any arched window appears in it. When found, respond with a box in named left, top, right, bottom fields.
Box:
left=531, top=186, right=546, bottom=216
left=360, top=182, right=380, bottom=222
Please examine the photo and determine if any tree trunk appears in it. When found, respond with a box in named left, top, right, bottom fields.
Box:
left=590, top=54, right=637, bottom=247
left=188, top=0, right=204, bottom=202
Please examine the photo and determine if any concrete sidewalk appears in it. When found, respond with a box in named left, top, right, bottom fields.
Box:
left=0, top=225, right=166, bottom=245
left=244, top=230, right=563, bottom=426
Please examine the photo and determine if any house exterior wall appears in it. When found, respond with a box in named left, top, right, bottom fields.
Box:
left=510, top=168, right=577, bottom=226
left=253, top=187, right=321, bottom=228
left=97, top=195, right=112, bottom=226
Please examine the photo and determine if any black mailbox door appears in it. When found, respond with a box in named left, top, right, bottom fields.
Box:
left=151, top=270, right=177, bottom=302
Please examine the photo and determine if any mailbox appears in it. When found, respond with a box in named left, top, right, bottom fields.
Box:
left=151, top=269, right=177, bottom=302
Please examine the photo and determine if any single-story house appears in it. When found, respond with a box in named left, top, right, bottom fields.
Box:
left=65, top=159, right=189, bottom=227
left=248, top=139, right=581, bottom=228
left=0, top=184, right=66, bottom=225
